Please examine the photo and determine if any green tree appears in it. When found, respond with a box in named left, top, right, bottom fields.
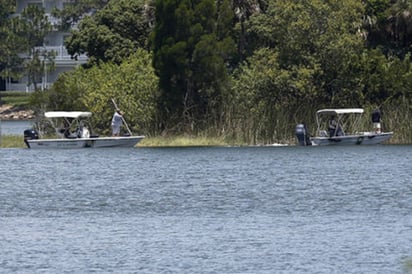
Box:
left=232, top=0, right=267, bottom=61
left=37, top=49, right=158, bottom=135
left=230, top=48, right=318, bottom=144
left=20, top=4, right=53, bottom=90
left=152, top=0, right=235, bottom=133
left=362, top=0, right=391, bottom=49
left=51, top=0, right=109, bottom=31
left=387, top=0, right=412, bottom=55
left=245, top=0, right=365, bottom=105
left=364, top=0, right=412, bottom=57
left=226, top=0, right=373, bottom=143
left=1, top=2, right=54, bottom=92
left=357, top=49, right=412, bottom=104
left=0, top=0, right=25, bottom=87
left=65, top=0, right=154, bottom=64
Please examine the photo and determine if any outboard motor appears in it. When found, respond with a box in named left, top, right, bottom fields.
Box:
left=23, top=128, right=39, bottom=148
left=295, top=124, right=311, bottom=146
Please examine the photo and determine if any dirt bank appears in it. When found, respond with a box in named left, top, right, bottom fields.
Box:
left=0, top=104, right=34, bottom=120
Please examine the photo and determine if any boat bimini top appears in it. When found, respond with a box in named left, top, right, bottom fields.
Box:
left=316, top=108, right=364, bottom=115
left=44, top=111, right=93, bottom=139
left=45, top=111, right=92, bottom=119
left=315, top=108, right=365, bottom=136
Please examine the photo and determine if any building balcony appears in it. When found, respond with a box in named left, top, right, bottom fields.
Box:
left=34, top=46, right=88, bottom=64
left=6, top=82, right=54, bottom=92
left=44, top=13, right=80, bottom=30
left=4, top=46, right=88, bottom=92
left=5, top=83, right=31, bottom=92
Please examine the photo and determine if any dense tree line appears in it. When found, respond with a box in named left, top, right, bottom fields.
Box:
left=3, top=0, right=412, bottom=143
left=65, top=0, right=153, bottom=64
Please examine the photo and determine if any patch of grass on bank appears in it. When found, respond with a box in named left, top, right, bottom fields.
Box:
left=0, top=92, right=31, bottom=107
left=0, top=135, right=25, bottom=148
left=0, top=134, right=243, bottom=149
left=404, top=258, right=412, bottom=273
left=138, top=135, right=243, bottom=147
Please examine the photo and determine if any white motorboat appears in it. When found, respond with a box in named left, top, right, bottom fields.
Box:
left=24, top=111, right=145, bottom=149
left=295, top=108, right=393, bottom=146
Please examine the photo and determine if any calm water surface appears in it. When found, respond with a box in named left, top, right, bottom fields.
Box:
left=0, top=120, right=32, bottom=135
left=0, top=145, right=411, bottom=273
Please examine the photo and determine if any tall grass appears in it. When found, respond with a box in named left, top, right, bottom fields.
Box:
left=1, top=92, right=410, bottom=146
left=218, top=100, right=411, bottom=145
left=382, top=101, right=412, bottom=144
left=0, top=135, right=25, bottom=148
left=0, top=134, right=236, bottom=148
left=139, top=135, right=239, bottom=147
left=0, top=92, right=31, bottom=107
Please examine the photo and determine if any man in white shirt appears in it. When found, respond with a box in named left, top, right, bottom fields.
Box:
left=111, top=110, right=123, bottom=136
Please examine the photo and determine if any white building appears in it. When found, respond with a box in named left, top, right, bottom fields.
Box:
left=4, top=0, right=87, bottom=92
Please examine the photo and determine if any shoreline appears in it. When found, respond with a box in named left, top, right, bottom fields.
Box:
left=2, top=133, right=402, bottom=148
left=0, top=105, right=34, bottom=120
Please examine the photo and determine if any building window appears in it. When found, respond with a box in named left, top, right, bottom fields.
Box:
left=63, top=1, right=76, bottom=9
left=28, top=3, right=43, bottom=9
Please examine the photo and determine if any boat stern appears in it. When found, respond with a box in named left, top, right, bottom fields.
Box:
left=295, top=124, right=311, bottom=146
left=23, top=128, right=39, bottom=148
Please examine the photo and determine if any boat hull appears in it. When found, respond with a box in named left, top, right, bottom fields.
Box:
left=26, top=136, right=145, bottom=149
left=310, top=132, right=393, bottom=146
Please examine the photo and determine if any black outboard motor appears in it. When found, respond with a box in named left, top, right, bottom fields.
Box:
left=23, top=128, right=39, bottom=148
left=295, top=124, right=311, bottom=146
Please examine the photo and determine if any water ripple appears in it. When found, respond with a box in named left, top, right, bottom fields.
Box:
left=0, top=146, right=411, bottom=273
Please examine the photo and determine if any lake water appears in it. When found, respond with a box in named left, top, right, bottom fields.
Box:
left=0, top=145, right=411, bottom=273
left=0, top=120, right=32, bottom=135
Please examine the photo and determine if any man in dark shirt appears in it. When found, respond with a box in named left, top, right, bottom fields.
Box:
left=371, top=109, right=381, bottom=133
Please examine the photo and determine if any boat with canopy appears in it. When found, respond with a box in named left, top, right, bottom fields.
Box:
left=24, top=111, right=144, bottom=149
left=295, top=108, right=393, bottom=146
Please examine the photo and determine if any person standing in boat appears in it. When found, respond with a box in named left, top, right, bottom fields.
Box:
left=371, top=108, right=382, bottom=133
left=111, top=109, right=123, bottom=136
